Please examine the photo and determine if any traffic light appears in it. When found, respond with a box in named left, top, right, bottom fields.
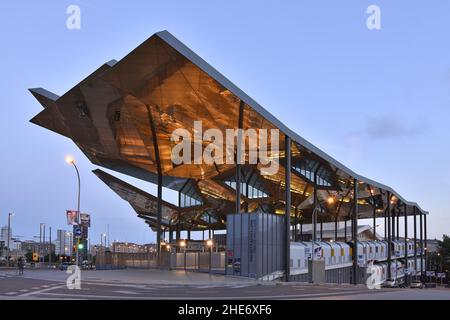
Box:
left=32, top=252, right=39, bottom=262
left=78, top=243, right=84, bottom=250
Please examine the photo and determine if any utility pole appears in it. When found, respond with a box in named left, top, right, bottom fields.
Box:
left=49, top=226, right=52, bottom=268
left=107, top=224, right=110, bottom=248
left=40, top=223, right=45, bottom=264
left=7, top=213, right=13, bottom=267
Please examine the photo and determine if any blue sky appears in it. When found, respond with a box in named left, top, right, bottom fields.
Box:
left=1, top=0, right=449, bottom=244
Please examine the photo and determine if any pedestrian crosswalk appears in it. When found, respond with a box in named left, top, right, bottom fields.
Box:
left=1, top=282, right=63, bottom=297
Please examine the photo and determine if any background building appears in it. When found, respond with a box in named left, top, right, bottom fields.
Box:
left=21, top=240, right=55, bottom=257
left=0, top=226, right=11, bottom=249
left=55, top=230, right=73, bottom=256
left=111, top=242, right=155, bottom=254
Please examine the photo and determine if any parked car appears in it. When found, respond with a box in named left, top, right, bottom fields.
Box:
left=410, top=280, right=424, bottom=289
left=81, top=261, right=95, bottom=270
left=383, top=279, right=398, bottom=288
left=59, top=262, right=73, bottom=271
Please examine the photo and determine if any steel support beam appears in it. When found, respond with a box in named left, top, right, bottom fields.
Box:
left=344, top=219, right=347, bottom=242
left=300, top=221, right=303, bottom=240
left=294, top=206, right=298, bottom=242
left=413, top=207, right=417, bottom=275
left=424, top=214, right=428, bottom=273
left=320, top=220, right=323, bottom=241
left=392, top=207, right=396, bottom=242
left=373, top=207, right=376, bottom=241
left=352, top=179, right=358, bottom=285
left=169, top=222, right=173, bottom=243
left=285, top=136, right=291, bottom=281
left=147, top=106, right=162, bottom=267
left=419, top=211, right=424, bottom=276
left=232, top=101, right=244, bottom=275
left=334, top=213, right=338, bottom=241
left=404, top=204, right=408, bottom=282
left=396, top=208, right=400, bottom=241
left=387, top=191, right=392, bottom=280
left=384, top=208, right=387, bottom=240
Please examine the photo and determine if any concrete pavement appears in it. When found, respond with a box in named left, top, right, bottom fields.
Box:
left=1, top=269, right=450, bottom=300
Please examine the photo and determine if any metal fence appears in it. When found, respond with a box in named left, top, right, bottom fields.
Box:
left=95, top=251, right=226, bottom=274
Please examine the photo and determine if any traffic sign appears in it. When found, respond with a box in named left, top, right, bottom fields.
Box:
left=75, top=227, right=82, bottom=238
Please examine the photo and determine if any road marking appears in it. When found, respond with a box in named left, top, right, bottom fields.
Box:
left=22, top=290, right=377, bottom=300
left=5, top=292, right=18, bottom=295
left=113, top=290, right=139, bottom=295
left=18, top=289, right=29, bottom=292
left=19, top=285, right=65, bottom=297
left=33, top=292, right=149, bottom=299
left=230, top=284, right=252, bottom=288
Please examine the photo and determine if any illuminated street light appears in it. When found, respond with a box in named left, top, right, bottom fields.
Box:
left=327, top=197, right=335, bottom=205
left=180, top=240, right=187, bottom=271
left=65, top=155, right=81, bottom=267
left=65, top=155, right=75, bottom=164
left=206, top=239, right=214, bottom=275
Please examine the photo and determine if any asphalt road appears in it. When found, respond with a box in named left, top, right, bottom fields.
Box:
left=1, top=269, right=449, bottom=300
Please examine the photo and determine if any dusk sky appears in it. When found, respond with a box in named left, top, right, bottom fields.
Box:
left=1, top=0, right=449, bottom=244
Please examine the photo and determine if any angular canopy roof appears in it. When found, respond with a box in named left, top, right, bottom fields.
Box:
left=29, top=30, right=427, bottom=231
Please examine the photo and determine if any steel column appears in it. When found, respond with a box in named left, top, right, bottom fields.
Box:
left=334, top=214, right=338, bottom=241
left=147, top=106, right=163, bottom=267
left=373, top=207, right=376, bottom=241
left=387, top=192, right=392, bottom=280
left=424, top=214, right=428, bottom=273
left=413, top=207, right=417, bottom=275
left=300, top=221, right=303, bottom=240
left=396, top=208, right=400, bottom=241
left=313, top=186, right=317, bottom=242
left=233, top=101, right=244, bottom=275
left=285, top=136, right=291, bottom=281
left=294, top=206, right=298, bottom=242
left=384, top=209, right=387, bottom=240
left=344, top=219, right=347, bottom=242
left=352, top=179, right=358, bottom=285
left=392, top=207, right=396, bottom=242
left=419, top=211, right=423, bottom=276
left=320, top=220, right=323, bottom=241
left=404, top=204, right=408, bottom=282
left=168, top=220, right=173, bottom=243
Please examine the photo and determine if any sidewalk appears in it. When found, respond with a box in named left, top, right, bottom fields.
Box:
left=1, top=268, right=262, bottom=286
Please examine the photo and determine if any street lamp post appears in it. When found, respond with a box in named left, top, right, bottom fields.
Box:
left=39, top=223, right=46, bottom=263
left=7, top=213, right=14, bottom=267
left=49, top=226, right=52, bottom=268
left=180, top=240, right=186, bottom=271
left=309, top=197, right=336, bottom=283
left=65, top=155, right=81, bottom=267
left=310, top=205, right=319, bottom=283
left=206, top=239, right=213, bottom=275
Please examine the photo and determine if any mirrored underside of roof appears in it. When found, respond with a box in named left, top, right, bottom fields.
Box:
left=29, top=31, right=428, bottom=232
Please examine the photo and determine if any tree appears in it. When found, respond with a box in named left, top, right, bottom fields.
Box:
left=439, top=235, right=450, bottom=273
left=25, top=251, right=33, bottom=262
